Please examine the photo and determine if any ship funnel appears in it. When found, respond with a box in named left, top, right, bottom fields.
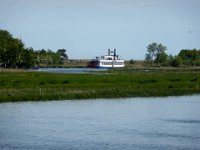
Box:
left=114, top=48, right=116, bottom=60
left=108, top=49, right=110, bottom=56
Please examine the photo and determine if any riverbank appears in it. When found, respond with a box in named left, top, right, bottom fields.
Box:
left=0, top=68, right=200, bottom=102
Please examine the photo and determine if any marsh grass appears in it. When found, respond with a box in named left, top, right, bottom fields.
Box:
left=0, top=69, right=200, bottom=102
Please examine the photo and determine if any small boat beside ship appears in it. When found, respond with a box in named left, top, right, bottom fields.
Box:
left=87, top=49, right=125, bottom=68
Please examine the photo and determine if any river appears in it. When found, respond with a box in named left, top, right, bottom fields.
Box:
left=34, top=68, right=108, bottom=74
left=0, top=96, right=200, bottom=150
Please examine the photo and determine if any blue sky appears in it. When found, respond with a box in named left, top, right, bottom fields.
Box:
left=0, top=0, right=199, bottom=60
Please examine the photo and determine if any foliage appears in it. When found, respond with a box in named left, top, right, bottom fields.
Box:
left=145, top=42, right=157, bottom=62
left=179, top=49, right=200, bottom=60
left=20, top=48, right=35, bottom=68
left=0, top=30, right=24, bottom=68
left=0, top=29, right=69, bottom=68
left=145, top=42, right=200, bottom=67
left=57, top=49, right=68, bottom=59
left=178, top=49, right=200, bottom=66
left=155, top=51, right=168, bottom=64
left=34, top=49, right=65, bottom=66
left=129, top=59, right=135, bottom=64
left=170, top=56, right=182, bottom=67
left=145, top=42, right=167, bottom=64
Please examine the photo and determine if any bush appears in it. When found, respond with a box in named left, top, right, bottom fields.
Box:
left=170, top=56, right=182, bottom=67
left=129, top=59, right=135, bottom=64
left=195, top=60, right=200, bottom=66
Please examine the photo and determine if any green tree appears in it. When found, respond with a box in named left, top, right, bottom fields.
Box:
left=20, top=48, right=35, bottom=68
left=155, top=51, right=168, bottom=64
left=145, top=42, right=157, bottom=62
left=178, top=49, right=200, bottom=66
left=171, top=56, right=182, bottom=67
left=47, top=50, right=60, bottom=65
left=157, top=43, right=167, bottom=54
left=34, top=49, right=63, bottom=66
left=179, top=49, right=199, bottom=60
left=145, top=42, right=167, bottom=64
left=165, top=54, right=175, bottom=66
left=57, top=49, right=68, bottom=59
left=0, top=29, right=24, bottom=68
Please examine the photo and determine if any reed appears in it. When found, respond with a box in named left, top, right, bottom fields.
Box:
left=0, top=68, right=200, bottom=102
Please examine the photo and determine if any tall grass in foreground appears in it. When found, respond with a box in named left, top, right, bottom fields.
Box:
left=0, top=69, right=200, bottom=102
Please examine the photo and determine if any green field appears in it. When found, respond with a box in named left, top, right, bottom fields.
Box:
left=0, top=68, right=200, bottom=102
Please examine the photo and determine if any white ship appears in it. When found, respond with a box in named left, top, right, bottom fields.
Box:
left=87, top=49, right=125, bottom=68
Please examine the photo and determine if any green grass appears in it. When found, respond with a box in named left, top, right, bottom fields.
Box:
left=0, top=68, right=200, bottom=102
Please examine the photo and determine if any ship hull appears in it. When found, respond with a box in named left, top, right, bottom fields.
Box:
left=87, top=60, right=124, bottom=68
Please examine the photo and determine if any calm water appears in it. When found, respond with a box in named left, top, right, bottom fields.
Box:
left=35, top=68, right=107, bottom=74
left=0, top=96, right=200, bottom=150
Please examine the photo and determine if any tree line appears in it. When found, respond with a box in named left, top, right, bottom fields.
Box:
left=0, top=29, right=68, bottom=68
left=145, top=42, right=200, bottom=67
left=1, top=29, right=200, bottom=68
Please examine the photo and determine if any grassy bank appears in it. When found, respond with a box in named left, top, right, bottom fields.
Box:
left=0, top=68, right=200, bottom=102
